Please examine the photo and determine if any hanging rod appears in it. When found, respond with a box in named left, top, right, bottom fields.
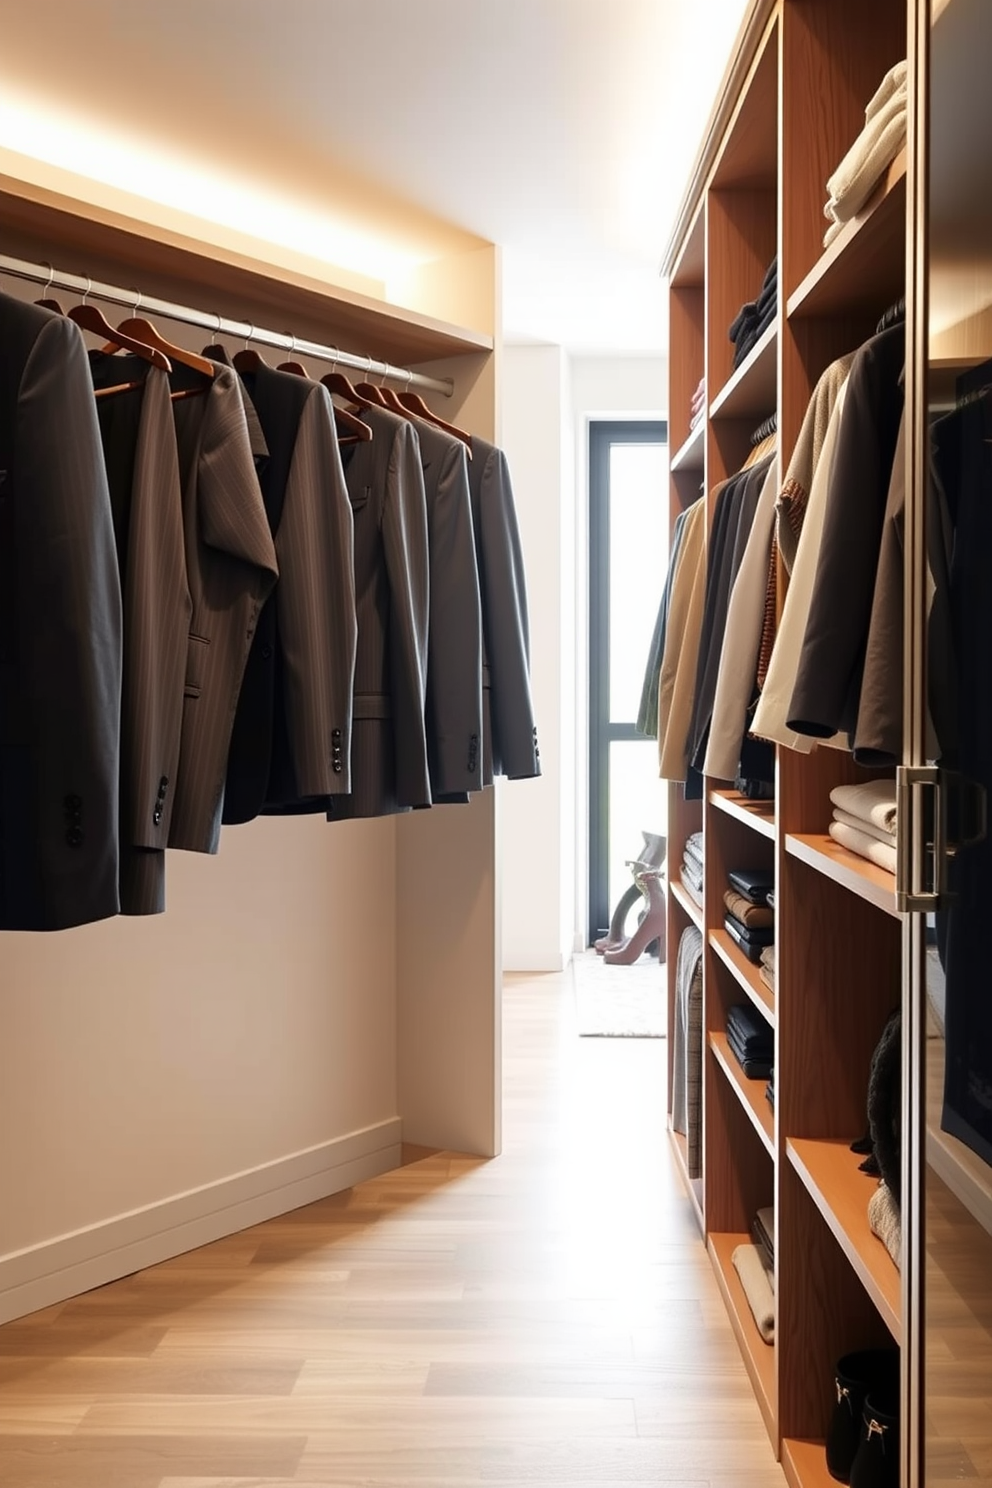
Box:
left=0, top=253, right=454, bottom=398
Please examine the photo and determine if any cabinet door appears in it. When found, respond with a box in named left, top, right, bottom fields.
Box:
left=907, top=1, right=992, bottom=1481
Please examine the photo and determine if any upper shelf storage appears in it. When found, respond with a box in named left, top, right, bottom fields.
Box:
left=787, top=152, right=906, bottom=320
left=0, top=171, right=494, bottom=367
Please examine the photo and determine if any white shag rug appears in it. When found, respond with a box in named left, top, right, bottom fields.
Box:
left=572, top=949, right=666, bottom=1038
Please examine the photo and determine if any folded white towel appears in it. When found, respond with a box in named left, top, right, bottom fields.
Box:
left=832, top=806, right=896, bottom=848
left=829, top=819, right=897, bottom=875
left=830, top=779, right=898, bottom=834
left=732, top=1243, right=775, bottom=1344
left=824, top=61, right=907, bottom=226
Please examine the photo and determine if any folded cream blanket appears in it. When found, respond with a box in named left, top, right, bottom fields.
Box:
left=829, top=819, right=897, bottom=875
left=823, top=60, right=907, bottom=234
left=829, top=779, right=898, bottom=834
left=833, top=806, right=896, bottom=848
left=732, top=1242, right=775, bottom=1344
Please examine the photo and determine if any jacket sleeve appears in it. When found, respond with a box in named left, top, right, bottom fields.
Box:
left=275, top=385, right=357, bottom=796
left=426, top=440, right=483, bottom=798
left=475, top=446, right=540, bottom=778
left=382, top=422, right=431, bottom=808
left=11, top=314, right=122, bottom=928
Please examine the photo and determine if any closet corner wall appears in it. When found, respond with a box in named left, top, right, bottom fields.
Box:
left=0, top=162, right=503, bottom=1324
left=663, top=2, right=912, bottom=1479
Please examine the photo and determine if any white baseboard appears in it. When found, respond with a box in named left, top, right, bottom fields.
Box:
left=0, top=1118, right=403, bottom=1325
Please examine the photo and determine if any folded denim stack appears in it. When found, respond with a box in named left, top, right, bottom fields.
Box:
left=727, top=1002, right=774, bottom=1080
left=689, top=376, right=706, bottom=430
left=680, top=831, right=704, bottom=907
left=728, top=255, right=777, bottom=370
left=823, top=60, right=907, bottom=248
left=828, top=779, right=898, bottom=875
left=724, top=866, right=774, bottom=964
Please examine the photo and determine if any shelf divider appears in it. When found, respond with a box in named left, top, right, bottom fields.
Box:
left=709, top=788, right=776, bottom=840
left=671, top=420, right=706, bottom=472
left=710, top=1032, right=775, bottom=1157
left=787, top=1137, right=901, bottom=1343
left=710, top=928, right=775, bottom=1024
left=669, top=877, right=704, bottom=931
left=709, top=321, right=777, bottom=420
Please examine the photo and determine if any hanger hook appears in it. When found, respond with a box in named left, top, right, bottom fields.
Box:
left=212, top=311, right=222, bottom=342
left=289, top=332, right=297, bottom=358
left=81, top=274, right=92, bottom=306
left=42, top=262, right=55, bottom=295
left=130, top=286, right=142, bottom=315
left=404, top=368, right=413, bottom=390
left=244, top=322, right=254, bottom=351
left=328, top=345, right=339, bottom=373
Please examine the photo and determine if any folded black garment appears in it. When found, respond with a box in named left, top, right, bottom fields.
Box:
left=725, top=915, right=775, bottom=962
left=727, top=868, right=774, bottom=905
left=727, top=1040, right=774, bottom=1081
left=727, top=1027, right=774, bottom=1068
left=765, top=1079, right=775, bottom=1110
left=753, top=1204, right=774, bottom=1264
left=726, top=1002, right=772, bottom=1043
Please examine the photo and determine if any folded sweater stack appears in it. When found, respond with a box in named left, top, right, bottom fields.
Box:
left=728, top=256, right=777, bottom=370
left=680, top=831, right=704, bottom=906
left=828, top=779, right=898, bottom=875
left=723, top=868, right=774, bottom=965
left=823, top=60, right=907, bottom=247
left=727, top=1002, right=774, bottom=1080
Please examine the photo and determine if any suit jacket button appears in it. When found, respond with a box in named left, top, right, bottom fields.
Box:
left=333, top=762, right=343, bottom=773
left=65, top=826, right=84, bottom=847
left=64, top=793, right=82, bottom=812
left=332, top=728, right=342, bottom=739
left=153, top=808, right=163, bottom=825
left=261, top=644, right=272, bottom=660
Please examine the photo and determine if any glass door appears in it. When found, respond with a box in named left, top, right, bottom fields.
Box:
left=588, top=422, right=668, bottom=942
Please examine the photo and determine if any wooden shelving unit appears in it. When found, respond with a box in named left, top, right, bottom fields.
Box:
left=785, top=833, right=900, bottom=921
left=661, top=0, right=913, bottom=1467
left=788, top=1138, right=901, bottom=1341
left=711, top=1032, right=775, bottom=1157
left=709, top=1231, right=777, bottom=1441
left=710, top=928, right=776, bottom=1022
left=670, top=1128, right=705, bottom=1232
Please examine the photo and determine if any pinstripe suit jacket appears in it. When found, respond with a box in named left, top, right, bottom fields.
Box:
left=166, top=364, right=278, bottom=853
left=412, top=419, right=483, bottom=802
left=90, top=357, right=191, bottom=914
left=468, top=435, right=540, bottom=782
left=222, top=365, right=357, bottom=821
left=0, top=294, right=122, bottom=930
left=327, top=405, right=431, bottom=820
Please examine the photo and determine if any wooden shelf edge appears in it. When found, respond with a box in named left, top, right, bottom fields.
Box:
left=710, top=320, right=777, bottom=420
left=787, top=1138, right=901, bottom=1343
left=782, top=1437, right=833, bottom=1488
left=708, top=1232, right=777, bottom=1445
left=785, top=834, right=901, bottom=922
left=786, top=150, right=907, bottom=320
left=708, top=787, right=776, bottom=840
left=709, top=929, right=776, bottom=1024
left=669, top=1124, right=705, bottom=1234
left=671, top=420, right=706, bottom=472
left=669, top=877, right=704, bottom=930
left=709, top=1031, right=775, bottom=1157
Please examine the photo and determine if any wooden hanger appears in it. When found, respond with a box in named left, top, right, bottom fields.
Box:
left=396, top=384, right=472, bottom=449
left=66, top=280, right=172, bottom=372
left=113, top=295, right=215, bottom=378
left=321, top=353, right=384, bottom=412
left=231, top=324, right=269, bottom=375
left=354, top=360, right=389, bottom=408
left=279, top=350, right=372, bottom=443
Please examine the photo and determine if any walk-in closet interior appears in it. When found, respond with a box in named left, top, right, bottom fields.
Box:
left=0, top=156, right=520, bottom=1325
left=661, top=0, right=992, bottom=1482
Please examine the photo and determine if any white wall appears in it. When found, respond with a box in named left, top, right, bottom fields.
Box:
left=500, top=351, right=666, bottom=971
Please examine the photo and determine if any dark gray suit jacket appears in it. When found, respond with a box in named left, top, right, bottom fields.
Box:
left=413, top=419, right=483, bottom=801
left=0, top=294, right=122, bottom=929
left=90, top=357, right=190, bottom=915
left=328, top=405, right=430, bottom=819
left=468, top=435, right=540, bottom=782
left=166, top=364, right=279, bottom=852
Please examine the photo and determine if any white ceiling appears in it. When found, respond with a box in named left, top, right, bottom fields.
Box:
left=0, top=1, right=749, bottom=353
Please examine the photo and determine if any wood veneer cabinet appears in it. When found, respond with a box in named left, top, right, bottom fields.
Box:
left=657, top=3, right=992, bottom=1483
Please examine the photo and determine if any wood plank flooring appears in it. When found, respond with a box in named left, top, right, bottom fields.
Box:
left=0, top=963, right=785, bottom=1486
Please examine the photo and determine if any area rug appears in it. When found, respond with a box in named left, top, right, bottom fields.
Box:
left=572, top=949, right=666, bottom=1038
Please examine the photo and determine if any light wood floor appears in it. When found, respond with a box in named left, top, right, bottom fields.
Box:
left=0, top=964, right=785, bottom=1487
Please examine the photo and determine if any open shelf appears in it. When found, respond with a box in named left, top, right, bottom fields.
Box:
left=785, top=834, right=900, bottom=922
left=710, top=928, right=775, bottom=1024
left=927, top=1038, right=992, bottom=1237
left=709, top=1231, right=776, bottom=1443
left=786, top=150, right=907, bottom=320
left=669, top=1125, right=705, bottom=1233
left=709, top=788, right=776, bottom=840
left=710, top=320, right=777, bottom=420
left=787, top=1138, right=901, bottom=1343
left=671, top=419, right=706, bottom=472
left=710, top=1032, right=775, bottom=1158
left=782, top=1438, right=833, bottom=1488
left=670, top=876, right=704, bottom=930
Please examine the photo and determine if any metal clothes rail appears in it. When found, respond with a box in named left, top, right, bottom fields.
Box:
left=0, top=253, right=454, bottom=397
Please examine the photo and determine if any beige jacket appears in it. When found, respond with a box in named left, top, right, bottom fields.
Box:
left=657, top=496, right=708, bottom=782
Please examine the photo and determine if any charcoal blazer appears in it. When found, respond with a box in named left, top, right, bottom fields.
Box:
left=0, top=294, right=122, bottom=930
left=412, top=419, right=483, bottom=801
left=90, top=356, right=191, bottom=914
left=468, top=435, right=540, bottom=782
left=222, top=365, right=357, bottom=821
left=166, top=363, right=278, bottom=853
left=328, top=405, right=430, bottom=820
